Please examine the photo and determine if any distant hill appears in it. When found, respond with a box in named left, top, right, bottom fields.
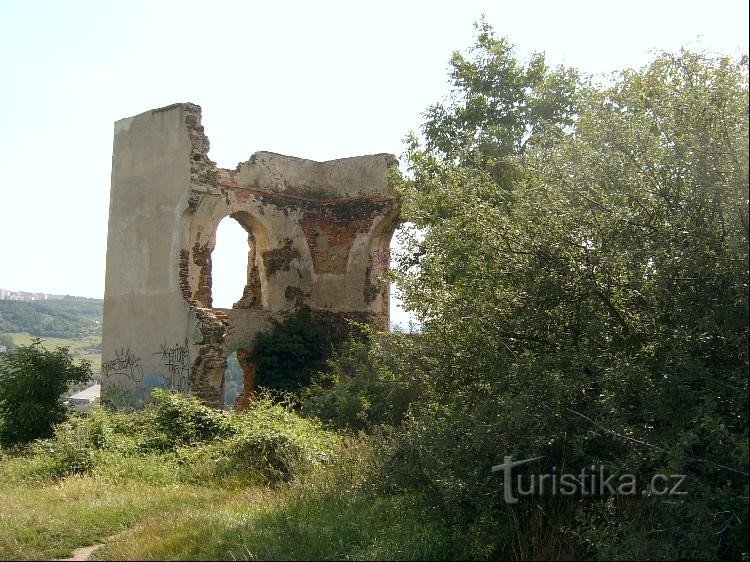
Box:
left=0, top=296, right=102, bottom=339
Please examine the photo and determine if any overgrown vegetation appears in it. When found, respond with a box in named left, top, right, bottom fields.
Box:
left=380, top=23, right=749, bottom=560
left=301, top=331, right=424, bottom=431
left=251, top=307, right=368, bottom=395
left=15, top=389, right=340, bottom=487
left=0, top=390, right=447, bottom=560
left=1, top=24, right=747, bottom=561
left=0, top=340, right=92, bottom=447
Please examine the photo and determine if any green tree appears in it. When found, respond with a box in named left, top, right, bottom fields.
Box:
left=419, top=18, right=578, bottom=188
left=301, top=332, right=424, bottom=431
left=0, top=339, right=92, bottom=447
left=387, top=24, right=748, bottom=560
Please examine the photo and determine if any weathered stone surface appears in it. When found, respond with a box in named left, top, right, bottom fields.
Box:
left=102, top=103, right=399, bottom=409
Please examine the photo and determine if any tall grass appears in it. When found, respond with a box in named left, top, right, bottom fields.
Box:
left=0, top=391, right=464, bottom=561
left=96, top=438, right=466, bottom=561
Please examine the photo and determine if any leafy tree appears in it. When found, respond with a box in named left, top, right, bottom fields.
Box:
left=0, top=339, right=92, bottom=447
left=301, top=332, right=424, bottom=431
left=418, top=18, right=579, bottom=188
left=387, top=23, right=748, bottom=560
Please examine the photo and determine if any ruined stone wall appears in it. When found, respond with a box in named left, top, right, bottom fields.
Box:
left=102, top=103, right=399, bottom=409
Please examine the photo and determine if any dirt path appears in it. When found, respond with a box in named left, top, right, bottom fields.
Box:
left=57, top=543, right=104, bottom=561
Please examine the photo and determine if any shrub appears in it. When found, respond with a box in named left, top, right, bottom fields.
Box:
left=301, top=334, right=423, bottom=431
left=229, top=395, right=339, bottom=480
left=150, top=388, right=233, bottom=446
left=86, top=408, right=114, bottom=449
left=3, top=388, right=339, bottom=487
left=175, top=393, right=340, bottom=485
left=251, top=307, right=368, bottom=395
left=0, top=339, right=92, bottom=447
left=385, top=28, right=749, bottom=560
left=27, top=422, right=95, bottom=479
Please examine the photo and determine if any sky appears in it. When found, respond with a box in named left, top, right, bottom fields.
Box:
left=0, top=0, right=747, bottom=327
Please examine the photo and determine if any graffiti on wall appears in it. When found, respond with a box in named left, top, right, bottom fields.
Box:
left=373, top=248, right=390, bottom=269
left=140, top=372, right=167, bottom=401
left=156, top=339, right=191, bottom=393
left=103, top=339, right=194, bottom=409
left=103, top=381, right=138, bottom=409
left=102, top=347, right=144, bottom=382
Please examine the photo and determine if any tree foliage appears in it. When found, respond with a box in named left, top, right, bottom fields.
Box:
left=251, top=308, right=368, bottom=395
left=0, top=339, right=92, bottom=447
left=386, top=23, right=748, bottom=559
left=301, top=332, right=424, bottom=431
left=419, top=19, right=579, bottom=188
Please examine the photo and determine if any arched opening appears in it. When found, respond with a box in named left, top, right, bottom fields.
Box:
left=211, top=217, right=251, bottom=309
left=365, top=209, right=417, bottom=331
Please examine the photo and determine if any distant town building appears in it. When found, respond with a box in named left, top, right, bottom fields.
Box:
left=0, top=345, right=6, bottom=354
left=0, top=288, right=66, bottom=301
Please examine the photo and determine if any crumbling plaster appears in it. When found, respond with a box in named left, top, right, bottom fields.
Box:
left=102, top=103, right=399, bottom=409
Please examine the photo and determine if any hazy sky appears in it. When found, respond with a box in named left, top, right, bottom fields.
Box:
left=0, top=0, right=747, bottom=326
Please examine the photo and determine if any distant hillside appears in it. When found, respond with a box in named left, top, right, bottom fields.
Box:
left=0, top=297, right=102, bottom=339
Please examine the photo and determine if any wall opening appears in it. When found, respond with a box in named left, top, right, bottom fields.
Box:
left=365, top=208, right=405, bottom=331
left=211, top=217, right=252, bottom=309
left=389, top=222, right=419, bottom=332
left=222, top=351, right=243, bottom=409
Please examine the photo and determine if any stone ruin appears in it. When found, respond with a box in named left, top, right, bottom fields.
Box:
left=101, top=103, right=399, bottom=409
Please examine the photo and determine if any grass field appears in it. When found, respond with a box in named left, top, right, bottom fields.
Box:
left=4, top=332, right=101, bottom=376
left=0, top=396, right=461, bottom=561
left=0, top=454, right=234, bottom=560
left=0, top=452, right=455, bottom=561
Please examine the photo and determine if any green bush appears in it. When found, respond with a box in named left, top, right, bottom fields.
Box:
left=27, top=422, right=95, bottom=479
left=0, top=339, right=92, bottom=447
left=301, top=334, right=423, bottom=431
left=86, top=408, right=114, bottom=449
left=30, top=390, right=340, bottom=486
left=150, top=388, right=233, bottom=446
left=382, top=26, right=749, bottom=560
left=1, top=384, right=340, bottom=489
left=230, top=395, right=339, bottom=479
left=177, top=394, right=340, bottom=485
left=251, top=307, right=368, bottom=395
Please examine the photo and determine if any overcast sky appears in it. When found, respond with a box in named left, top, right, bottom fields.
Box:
left=0, top=0, right=747, bottom=326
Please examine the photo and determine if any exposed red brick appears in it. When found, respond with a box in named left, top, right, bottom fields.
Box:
left=300, top=207, right=376, bottom=274
left=233, top=349, right=256, bottom=411
left=192, top=241, right=213, bottom=307
left=179, top=249, right=192, bottom=302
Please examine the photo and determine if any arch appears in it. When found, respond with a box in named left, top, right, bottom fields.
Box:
left=211, top=217, right=251, bottom=309
left=188, top=208, right=272, bottom=311
left=364, top=206, right=401, bottom=329
left=228, top=211, right=272, bottom=310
